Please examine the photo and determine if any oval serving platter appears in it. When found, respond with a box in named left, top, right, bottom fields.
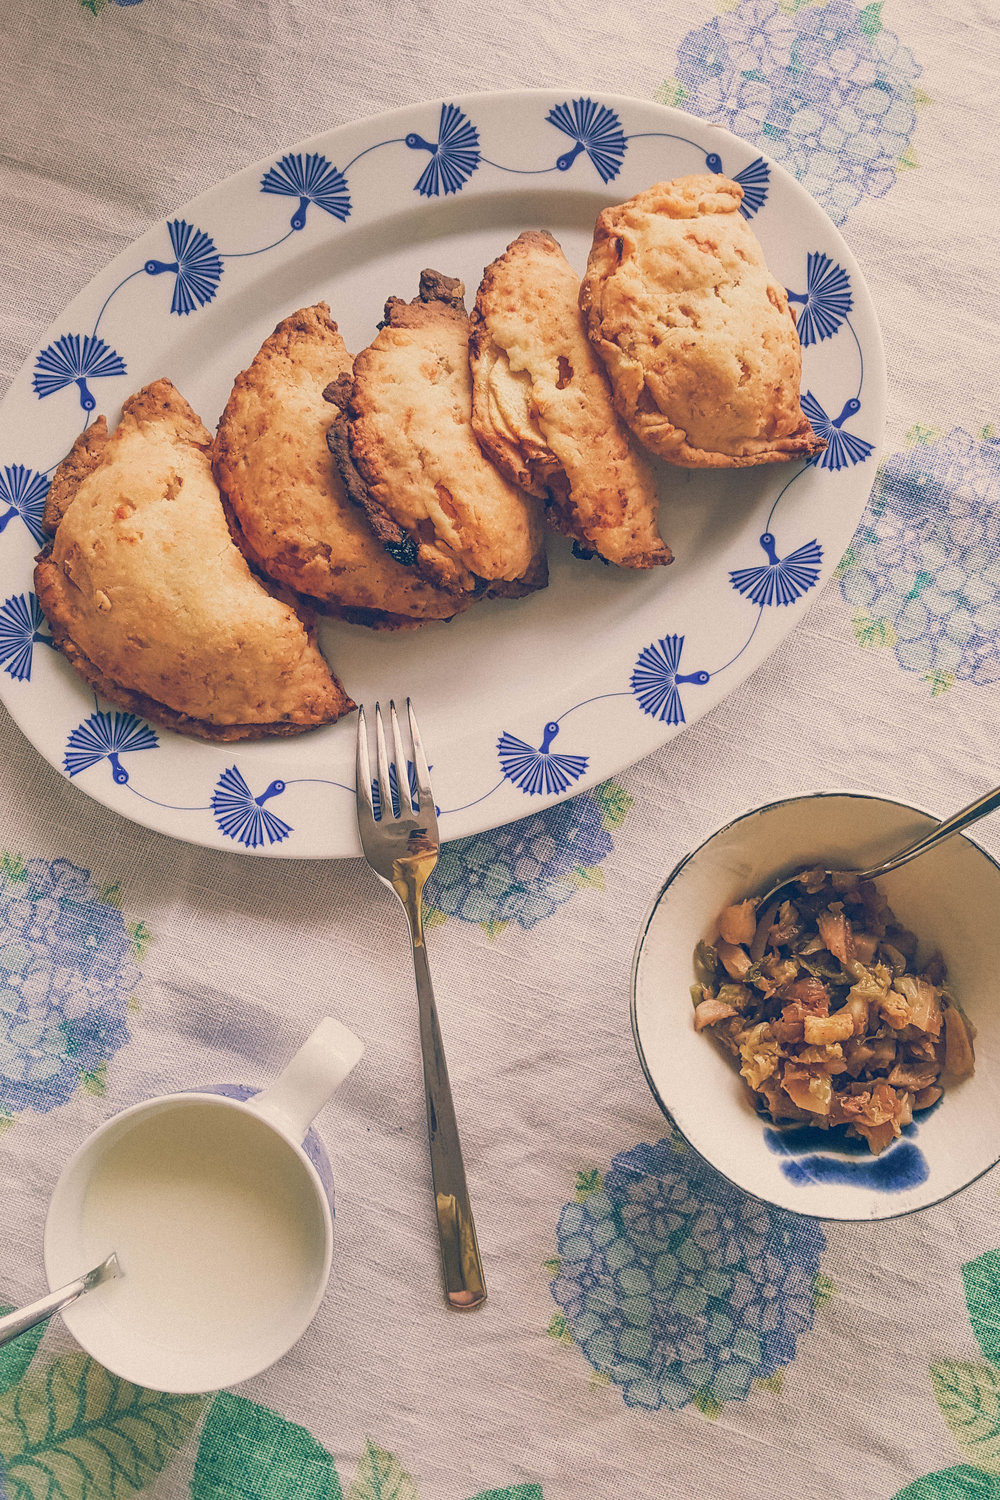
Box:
left=0, top=90, right=885, bottom=857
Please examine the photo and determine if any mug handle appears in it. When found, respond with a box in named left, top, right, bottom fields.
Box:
left=247, top=1018, right=364, bottom=1143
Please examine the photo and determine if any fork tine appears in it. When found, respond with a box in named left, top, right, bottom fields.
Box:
left=355, top=707, right=376, bottom=831
left=373, top=702, right=395, bottom=821
left=407, top=699, right=436, bottom=826
left=389, top=701, right=414, bottom=815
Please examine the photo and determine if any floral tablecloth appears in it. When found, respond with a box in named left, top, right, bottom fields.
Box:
left=1, top=2, right=999, bottom=1498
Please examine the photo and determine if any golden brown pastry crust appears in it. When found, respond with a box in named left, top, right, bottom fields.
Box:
left=470, top=231, right=671, bottom=569
left=580, top=175, right=826, bottom=468
left=43, top=418, right=109, bottom=534
left=330, top=271, right=548, bottom=598
left=35, top=379, right=353, bottom=741
left=212, top=304, right=467, bottom=629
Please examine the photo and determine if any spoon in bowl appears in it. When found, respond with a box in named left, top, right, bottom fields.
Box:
left=748, top=782, right=1000, bottom=962
left=0, top=1253, right=120, bottom=1349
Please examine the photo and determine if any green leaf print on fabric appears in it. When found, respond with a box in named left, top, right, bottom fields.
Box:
left=0, top=1352, right=202, bottom=1500
left=345, top=1441, right=417, bottom=1500
left=0, top=1310, right=44, bottom=1397
left=963, top=1253, right=1000, bottom=1368
left=930, top=1363, right=1000, bottom=1475
left=893, top=1468, right=1000, bottom=1498
left=192, top=1394, right=342, bottom=1500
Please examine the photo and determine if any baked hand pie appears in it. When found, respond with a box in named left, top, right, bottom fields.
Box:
left=327, top=270, right=548, bottom=598
left=470, top=230, right=671, bottom=569
left=35, top=379, right=353, bottom=741
left=213, top=305, right=467, bottom=628
left=580, top=175, right=826, bottom=468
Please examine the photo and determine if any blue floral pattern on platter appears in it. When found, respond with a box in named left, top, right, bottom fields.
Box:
left=260, top=153, right=351, bottom=229
left=547, top=99, right=627, bottom=183
left=64, top=711, right=158, bottom=785
left=0, top=91, right=885, bottom=855
left=665, top=0, right=925, bottom=225
left=0, top=857, right=142, bottom=1115
left=631, top=636, right=710, bottom=726
left=0, top=594, right=53, bottom=682
left=802, top=393, right=875, bottom=471
left=144, top=220, right=224, bottom=315
left=371, top=759, right=429, bottom=821
left=838, top=428, right=1000, bottom=689
left=549, top=1135, right=826, bottom=1412
left=405, top=103, right=480, bottom=197
left=787, top=252, right=853, bottom=346
left=0, top=466, right=49, bottom=547
left=212, top=768, right=291, bottom=849
left=32, top=334, right=126, bottom=412
left=703, top=153, right=770, bottom=217
left=497, top=722, right=588, bottom=797
left=730, top=534, right=823, bottom=607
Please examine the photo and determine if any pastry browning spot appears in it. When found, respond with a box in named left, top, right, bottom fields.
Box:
left=324, top=406, right=419, bottom=568
left=43, top=419, right=110, bottom=534
left=346, top=268, right=548, bottom=595
left=418, top=268, right=466, bottom=310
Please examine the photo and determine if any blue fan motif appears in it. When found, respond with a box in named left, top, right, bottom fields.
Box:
left=729, top=533, right=823, bottom=608
left=631, top=635, right=710, bottom=726
left=64, top=711, right=159, bottom=785
left=211, top=766, right=291, bottom=849
left=405, top=104, right=481, bottom=198
left=0, top=593, right=52, bottom=682
left=0, top=465, right=49, bottom=547
left=260, top=153, right=351, bottom=230
left=801, top=393, right=874, bottom=472
left=370, top=759, right=438, bottom=819
left=144, top=220, right=223, bottom=316
left=703, top=152, right=770, bottom=218
left=497, top=721, right=588, bottom=797
left=32, top=334, right=126, bottom=413
left=786, top=253, right=852, bottom=347
left=546, top=98, right=627, bottom=183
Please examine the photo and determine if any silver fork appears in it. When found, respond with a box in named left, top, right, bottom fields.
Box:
left=356, top=699, right=487, bottom=1311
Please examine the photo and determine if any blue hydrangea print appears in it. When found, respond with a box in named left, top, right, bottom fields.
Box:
left=549, top=1136, right=827, bottom=1414
left=664, top=0, right=925, bottom=225
left=0, top=857, right=144, bottom=1114
left=838, top=428, right=1000, bottom=691
left=425, top=780, right=631, bottom=935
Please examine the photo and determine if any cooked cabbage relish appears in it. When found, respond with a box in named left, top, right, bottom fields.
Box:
left=692, top=870, right=975, bottom=1155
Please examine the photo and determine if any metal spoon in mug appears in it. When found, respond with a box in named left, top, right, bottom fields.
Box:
left=749, top=783, right=1000, bottom=962
left=0, top=1253, right=120, bottom=1349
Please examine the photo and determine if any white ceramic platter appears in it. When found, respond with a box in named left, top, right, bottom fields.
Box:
left=0, top=90, right=885, bottom=857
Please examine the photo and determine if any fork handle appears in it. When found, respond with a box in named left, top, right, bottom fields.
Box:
left=410, top=937, right=487, bottom=1311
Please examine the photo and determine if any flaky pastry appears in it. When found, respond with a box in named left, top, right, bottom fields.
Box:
left=35, top=380, right=352, bottom=740
left=580, top=175, right=826, bottom=468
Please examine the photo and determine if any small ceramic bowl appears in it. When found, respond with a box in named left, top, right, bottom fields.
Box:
left=631, top=791, right=1000, bottom=1221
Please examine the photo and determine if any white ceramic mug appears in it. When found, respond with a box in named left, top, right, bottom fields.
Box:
left=43, top=1016, right=363, bottom=1393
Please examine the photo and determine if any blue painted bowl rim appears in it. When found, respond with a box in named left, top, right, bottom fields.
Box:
left=629, top=787, right=1000, bottom=1224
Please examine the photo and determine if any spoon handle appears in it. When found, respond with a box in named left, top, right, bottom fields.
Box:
left=858, top=784, right=1000, bottom=882
left=0, top=1254, right=119, bottom=1349
left=0, top=1279, right=90, bottom=1347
